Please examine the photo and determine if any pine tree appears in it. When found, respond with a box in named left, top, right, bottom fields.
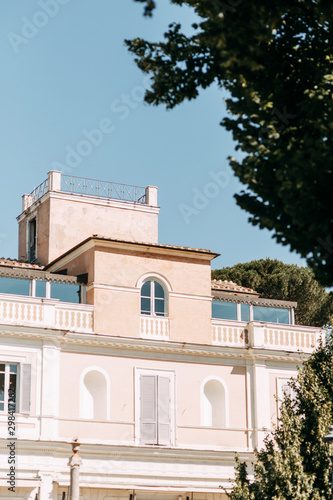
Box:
left=212, top=259, right=333, bottom=327
left=228, top=336, right=333, bottom=499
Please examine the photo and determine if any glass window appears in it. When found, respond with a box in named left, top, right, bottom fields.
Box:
left=253, top=306, right=289, bottom=324
left=0, top=363, right=18, bottom=413
left=0, top=277, right=30, bottom=296
left=28, top=218, right=37, bottom=262
left=241, top=303, right=250, bottom=322
left=212, top=301, right=237, bottom=320
left=35, top=280, right=47, bottom=298
left=140, top=280, right=166, bottom=316
left=51, top=282, right=80, bottom=303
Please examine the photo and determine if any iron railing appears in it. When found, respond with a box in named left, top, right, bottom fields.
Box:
left=29, top=178, right=49, bottom=204
left=61, top=175, right=146, bottom=204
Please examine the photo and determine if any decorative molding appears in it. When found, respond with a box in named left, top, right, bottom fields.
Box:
left=212, top=291, right=297, bottom=309
left=0, top=325, right=312, bottom=363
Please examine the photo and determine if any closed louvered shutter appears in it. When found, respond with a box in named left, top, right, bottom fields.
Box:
left=157, top=376, right=171, bottom=445
left=140, top=375, right=157, bottom=444
left=20, top=364, right=31, bottom=414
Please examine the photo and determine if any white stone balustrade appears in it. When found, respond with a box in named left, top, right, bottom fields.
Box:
left=248, top=321, right=325, bottom=353
left=212, top=319, right=325, bottom=353
left=212, top=319, right=248, bottom=347
left=140, top=316, right=169, bottom=340
left=0, top=294, right=93, bottom=333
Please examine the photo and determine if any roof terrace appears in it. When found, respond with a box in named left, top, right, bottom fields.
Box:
left=23, top=171, right=151, bottom=211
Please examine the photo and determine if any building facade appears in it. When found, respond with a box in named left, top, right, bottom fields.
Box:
left=0, top=171, right=324, bottom=500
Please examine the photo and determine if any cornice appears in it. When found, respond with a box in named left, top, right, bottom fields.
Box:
left=0, top=324, right=311, bottom=363
left=212, top=291, right=297, bottom=308
left=0, top=439, right=253, bottom=462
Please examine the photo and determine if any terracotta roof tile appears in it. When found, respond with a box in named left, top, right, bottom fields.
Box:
left=211, top=279, right=259, bottom=295
left=0, top=258, right=44, bottom=270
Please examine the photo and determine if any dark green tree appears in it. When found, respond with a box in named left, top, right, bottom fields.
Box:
left=126, top=0, right=333, bottom=286
left=212, top=258, right=333, bottom=327
left=227, top=335, right=333, bottom=499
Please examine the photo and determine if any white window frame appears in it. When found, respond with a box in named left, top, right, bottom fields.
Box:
left=212, top=300, right=294, bottom=325
left=140, top=279, right=168, bottom=317
left=0, top=363, right=19, bottom=414
left=135, top=368, right=175, bottom=446
left=276, top=376, right=297, bottom=418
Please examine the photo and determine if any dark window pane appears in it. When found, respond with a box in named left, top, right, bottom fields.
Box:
left=155, top=298, right=165, bottom=316
left=253, top=306, right=289, bottom=324
left=212, top=301, right=237, bottom=320
left=35, top=280, right=47, bottom=298
left=0, top=277, right=30, bottom=296
left=51, top=282, right=80, bottom=303
left=0, top=364, right=5, bottom=372
left=154, top=282, right=164, bottom=299
left=9, top=374, right=16, bottom=396
left=141, top=297, right=151, bottom=314
left=28, top=218, right=37, bottom=262
left=141, top=281, right=151, bottom=298
left=0, top=373, right=4, bottom=402
left=241, top=304, right=250, bottom=322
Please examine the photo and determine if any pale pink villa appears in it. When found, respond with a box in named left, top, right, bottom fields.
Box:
left=0, top=171, right=324, bottom=500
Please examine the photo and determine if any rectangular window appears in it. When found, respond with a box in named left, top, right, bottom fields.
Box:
left=253, top=306, right=290, bottom=324
left=139, top=373, right=173, bottom=446
left=241, top=303, right=250, bottom=322
left=277, top=377, right=296, bottom=417
left=50, top=282, right=81, bottom=303
left=35, top=280, right=47, bottom=298
left=0, top=363, right=31, bottom=414
left=0, top=277, right=30, bottom=296
left=212, top=301, right=237, bottom=320
left=0, top=364, right=18, bottom=413
left=28, top=218, right=37, bottom=262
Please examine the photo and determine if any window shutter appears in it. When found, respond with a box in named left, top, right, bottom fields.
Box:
left=140, top=375, right=157, bottom=444
left=20, top=364, right=31, bottom=414
left=157, top=376, right=171, bottom=445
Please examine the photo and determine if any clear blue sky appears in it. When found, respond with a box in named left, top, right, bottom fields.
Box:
left=0, top=0, right=306, bottom=270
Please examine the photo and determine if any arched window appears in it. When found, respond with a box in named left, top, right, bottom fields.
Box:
left=202, top=378, right=228, bottom=428
left=140, top=280, right=166, bottom=316
left=80, top=369, right=109, bottom=420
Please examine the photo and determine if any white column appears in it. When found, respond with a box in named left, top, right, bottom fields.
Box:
left=246, top=360, right=256, bottom=451
left=68, top=441, right=82, bottom=500
left=253, top=362, right=271, bottom=449
left=48, top=171, right=62, bottom=192
left=22, top=194, right=33, bottom=211
left=145, top=185, right=158, bottom=206
left=40, top=342, right=60, bottom=440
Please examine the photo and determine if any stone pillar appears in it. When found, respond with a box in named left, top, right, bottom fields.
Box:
left=145, top=186, right=158, bottom=207
left=68, top=441, right=82, bottom=500
left=48, top=171, right=62, bottom=192
left=22, top=194, right=33, bottom=211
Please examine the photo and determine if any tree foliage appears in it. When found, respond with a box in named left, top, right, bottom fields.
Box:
left=227, top=336, right=333, bottom=499
left=211, top=258, right=333, bottom=327
left=126, top=0, right=333, bottom=286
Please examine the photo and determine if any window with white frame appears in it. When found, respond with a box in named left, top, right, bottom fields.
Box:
left=138, top=371, right=174, bottom=445
left=276, top=377, right=297, bottom=418
left=0, top=363, right=31, bottom=414
left=140, top=280, right=166, bottom=317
